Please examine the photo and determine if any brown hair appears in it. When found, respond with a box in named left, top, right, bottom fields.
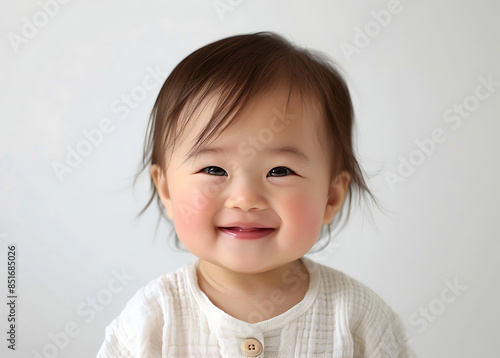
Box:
left=133, top=31, right=381, bottom=252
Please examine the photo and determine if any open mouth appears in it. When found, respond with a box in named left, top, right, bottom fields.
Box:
left=218, top=227, right=275, bottom=239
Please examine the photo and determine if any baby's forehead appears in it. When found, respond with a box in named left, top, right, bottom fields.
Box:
left=174, top=85, right=327, bottom=150
left=183, top=84, right=323, bottom=128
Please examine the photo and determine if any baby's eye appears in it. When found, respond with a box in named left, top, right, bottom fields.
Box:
left=201, top=166, right=227, bottom=176
left=267, top=167, right=295, bottom=177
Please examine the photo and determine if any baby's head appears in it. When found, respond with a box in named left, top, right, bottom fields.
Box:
left=137, top=32, right=376, bottom=265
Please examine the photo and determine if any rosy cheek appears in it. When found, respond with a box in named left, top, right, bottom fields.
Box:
left=283, top=191, right=324, bottom=238
left=172, top=190, right=204, bottom=234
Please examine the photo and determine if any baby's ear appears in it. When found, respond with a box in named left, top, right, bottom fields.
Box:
left=323, top=171, right=351, bottom=225
left=150, top=164, right=174, bottom=220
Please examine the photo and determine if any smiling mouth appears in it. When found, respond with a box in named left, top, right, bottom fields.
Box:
left=224, top=227, right=269, bottom=232
left=218, top=227, right=275, bottom=239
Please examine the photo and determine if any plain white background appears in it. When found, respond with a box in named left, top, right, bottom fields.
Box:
left=1, top=0, right=499, bottom=357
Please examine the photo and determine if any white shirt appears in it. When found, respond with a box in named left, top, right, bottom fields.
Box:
left=97, top=257, right=416, bottom=357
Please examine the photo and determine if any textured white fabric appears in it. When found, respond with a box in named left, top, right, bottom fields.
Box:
left=97, top=257, right=416, bottom=357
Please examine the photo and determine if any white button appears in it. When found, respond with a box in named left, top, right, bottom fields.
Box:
left=241, top=338, right=263, bottom=357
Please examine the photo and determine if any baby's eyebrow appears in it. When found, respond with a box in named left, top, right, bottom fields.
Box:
left=181, top=145, right=310, bottom=166
left=181, top=147, right=224, bottom=166
left=267, top=146, right=310, bottom=164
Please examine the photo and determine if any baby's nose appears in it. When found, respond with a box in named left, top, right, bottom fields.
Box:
left=224, top=176, right=267, bottom=212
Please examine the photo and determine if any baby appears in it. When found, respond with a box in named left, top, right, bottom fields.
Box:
left=97, top=32, right=415, bottom=357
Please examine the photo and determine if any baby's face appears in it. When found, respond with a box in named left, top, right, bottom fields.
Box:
left=155, top=87, right=348, bottom=274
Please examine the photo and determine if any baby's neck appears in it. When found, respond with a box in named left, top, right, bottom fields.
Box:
left=196, top=259, right=310, bottom=323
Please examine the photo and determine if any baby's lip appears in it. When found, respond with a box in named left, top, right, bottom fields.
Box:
left=218, top=222, right=275, bottom=230
left=220, top=227, right=272, bottom=231
left=218, top=226, right=275, bottom=239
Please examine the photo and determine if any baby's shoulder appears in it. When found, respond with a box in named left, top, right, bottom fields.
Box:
left=122, top=263, right=190, bottom=316
left=97, top=264, right=191, bottom=356
left=114, top=264, right=191, bottom=325
left=315, top=261, right=400, bottom=325
left=312, top=261, right=413, bottom=355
